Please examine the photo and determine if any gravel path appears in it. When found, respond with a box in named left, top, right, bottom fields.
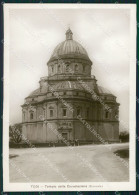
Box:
left=9, top=143, right=129, bottom=182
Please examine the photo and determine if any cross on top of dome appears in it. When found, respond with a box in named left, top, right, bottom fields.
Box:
left=66, top=28, right=73, bottom=40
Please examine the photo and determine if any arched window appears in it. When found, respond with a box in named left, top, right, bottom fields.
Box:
left=75, top=64, right=78, bottom=71
left=86, top=108, right=89, bottom=118
left=58, top=65, right=60, bottom=72
left=49, top=106, right=54, bottom=117
left=83, top=65, right=85, bottom=72
left=63, top=108, right=67, bottom=117
left=51, top=65, right=54, bottom=73
left=114, top=110, right=117, bottom=115
left=105, top=111, right=109, bottom=119
left=77, top=107, right=81, bottom=116
left=23, top=112, right=25, bottom=121
left=66, top=64, right=69, bottom=72
left=115, top=110, right=119, bottom=119
left=30, top=112, right=34, bottom=120
left=50, top=110, right=53, bottom=117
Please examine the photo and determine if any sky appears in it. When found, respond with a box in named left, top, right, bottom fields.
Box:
left=9, top=7, right=130, bottom=131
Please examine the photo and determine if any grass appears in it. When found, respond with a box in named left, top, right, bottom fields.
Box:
left=114, top=148, right=129, bottom=159
left=9, top=154, right=19, bottom=159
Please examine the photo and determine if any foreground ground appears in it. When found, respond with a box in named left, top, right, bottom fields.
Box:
left=9, top=143, right=129, bottom=182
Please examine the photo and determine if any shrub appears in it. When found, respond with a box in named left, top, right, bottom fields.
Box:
left=9, top=123, right=22, bottom=144
left=119, top=131, right=129, bottom=142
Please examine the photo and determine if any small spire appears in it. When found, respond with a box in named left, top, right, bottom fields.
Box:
left=66, top=28, right=73, bottom=40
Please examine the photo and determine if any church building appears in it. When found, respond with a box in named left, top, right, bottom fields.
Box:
left=21, top=29, right=120, bottom=144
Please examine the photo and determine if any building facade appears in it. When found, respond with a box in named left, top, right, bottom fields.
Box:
left=22, top=29, right=120, bottom=144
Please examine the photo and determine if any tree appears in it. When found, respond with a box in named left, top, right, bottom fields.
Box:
left=9, top=123, right=22, bottom=143
left=119, top=131, right=129, bottom=142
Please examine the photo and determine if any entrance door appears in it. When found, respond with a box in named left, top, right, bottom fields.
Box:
left=62, top=132, right=68, bottom=140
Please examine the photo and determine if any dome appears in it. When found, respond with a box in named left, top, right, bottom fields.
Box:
left=98, top=86, right=115, bottom=96
left=48, top=29, right=92, bottom=63
left=27, top=88, right=40, bottom=97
